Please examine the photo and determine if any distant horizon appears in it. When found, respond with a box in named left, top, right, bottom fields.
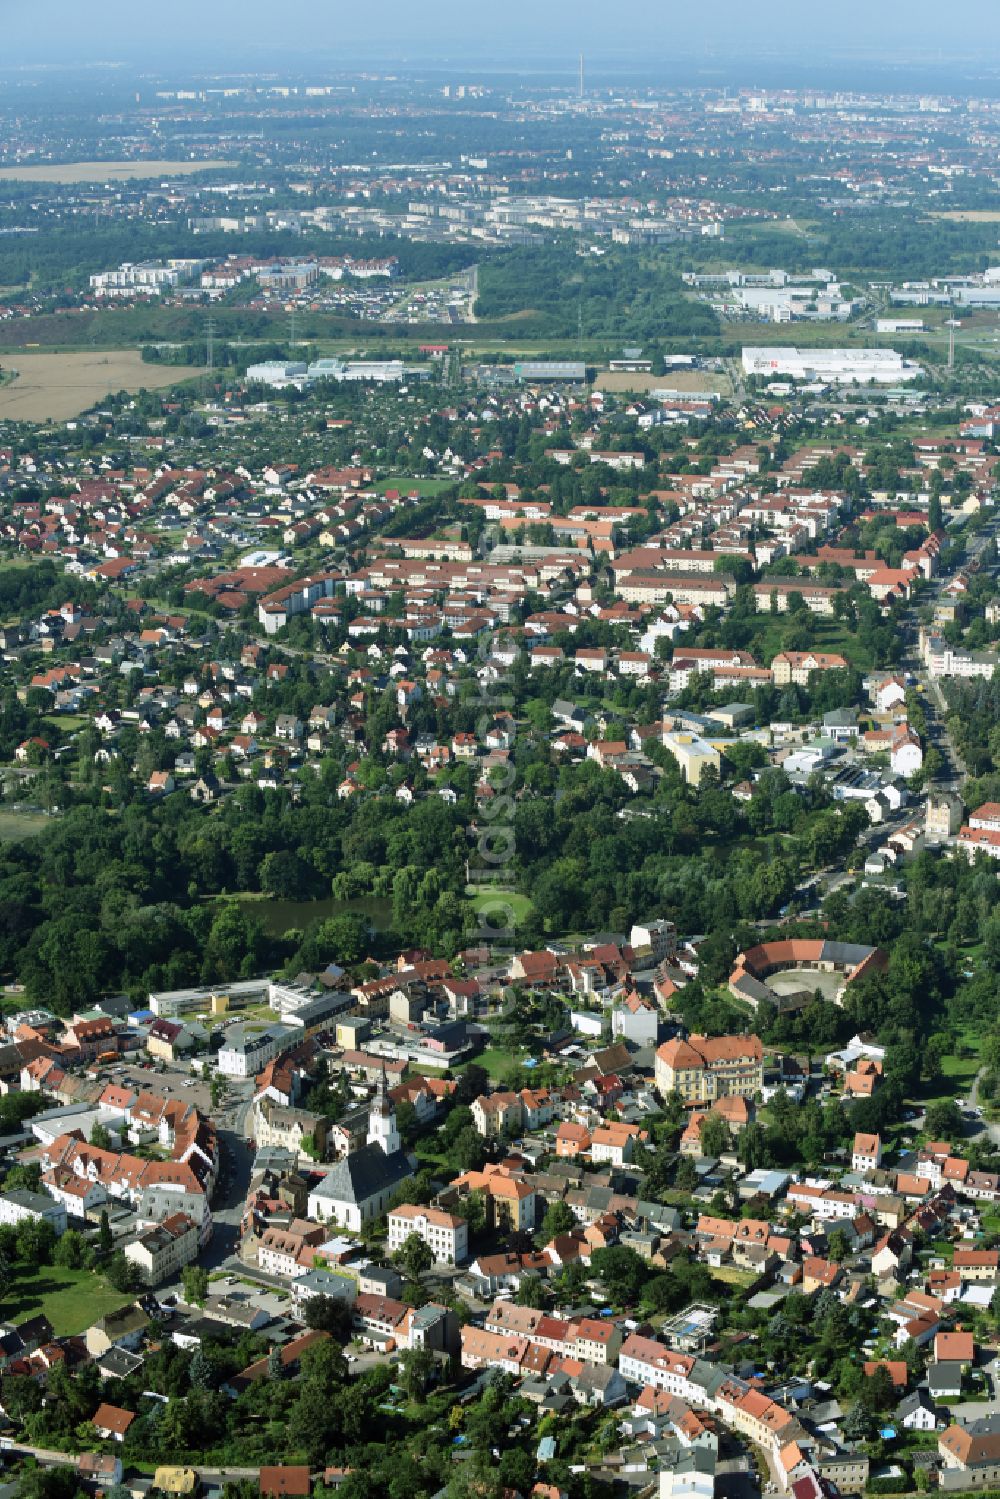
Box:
left=5, top=0, right=1000, bottom=78
left=7, top=54, right=1000, bottom=102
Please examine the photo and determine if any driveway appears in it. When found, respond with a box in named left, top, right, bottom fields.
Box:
left=966, top=1072, right=1000, bottom=1148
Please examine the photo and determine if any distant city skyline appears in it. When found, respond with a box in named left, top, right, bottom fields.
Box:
left=6, top=0, right=1000, bottom=71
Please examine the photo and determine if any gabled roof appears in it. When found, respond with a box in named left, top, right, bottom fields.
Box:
left=310, top=1144, right=412, bottom=1207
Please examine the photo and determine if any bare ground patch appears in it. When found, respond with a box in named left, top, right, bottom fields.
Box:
left=0, top=351, right=199, bottom=421
left=0, top=159, right=235, bottom=183
left=595, top=369, right=731, bottom=395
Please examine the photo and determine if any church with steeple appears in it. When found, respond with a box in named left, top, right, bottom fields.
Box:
left=307, top=1064, right=414, bottom=1232
left=366, top=1063, right=401, bottom=1155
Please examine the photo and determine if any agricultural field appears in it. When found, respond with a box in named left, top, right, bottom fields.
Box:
left=594, top=369, right=732, bottom=395
left=0, top=159, right=235, bottom=183
left=0, top=350, right=199, bottom=421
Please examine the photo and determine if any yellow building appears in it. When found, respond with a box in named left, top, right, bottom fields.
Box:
left=154, top=1468, right=199, bottom=1495
left=655, top=1034, right=763, bottom=1104
left=336, top=1015, right=371, bottom=1049
left=661, top=731, right=721, bottom=786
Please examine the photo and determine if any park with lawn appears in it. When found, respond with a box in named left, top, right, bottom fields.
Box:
left=5, top=1262, right=133, bottom=1337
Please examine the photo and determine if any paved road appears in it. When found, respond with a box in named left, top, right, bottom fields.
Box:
left=966, top=1071, right=1000, bottom=1148
left=939, top=1387, right=1000, bottom=1425
left=0, top=1438, right=261, bottom=1483
left=154, top=1087, right=256, bottom=1292
left=201, top=1089, right=256, bottom=1271
left=897, top=511, right=1000, bottom=786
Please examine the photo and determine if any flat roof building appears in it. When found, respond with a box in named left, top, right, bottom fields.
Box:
left=513, top=361, right=587, bottom=383
left=742, top=347, right=922, bottom=384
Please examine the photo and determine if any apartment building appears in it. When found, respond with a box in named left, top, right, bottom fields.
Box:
left=0, top=1188, right=67, bottom=1236
left=216, top=1024, right=290, bottom=1079
left=254, top=1100, right=328, bottom=1160
left=952, top=1250, right=1000, bottom=1283
left=771, top=651, right=848, bottom=687
left=448, top=1164, right=536, bottom=1233
left=591, top=1122, right=645, bottom=1166
left=661, top=732, right=721, bottom=787
left=852, top=1133, right=884, bottom=1173
left=387, top=1203, right=468, bottom=1265
left=573, top=1317, right=623, bottom=1366
left=124, top=1212, right=199, bottom=1286
left=257, top=1221, right=328, bottom=1279
left=470, top=1091, right=522, bottom=1138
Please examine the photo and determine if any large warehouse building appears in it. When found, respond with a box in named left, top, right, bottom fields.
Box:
left=741, top=346, right=923, bottom=384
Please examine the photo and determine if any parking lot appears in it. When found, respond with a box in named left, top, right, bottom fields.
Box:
left=99, top=1059, right=236, bottom=1117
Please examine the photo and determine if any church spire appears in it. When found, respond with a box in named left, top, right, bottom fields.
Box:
left=367, top=1059, right=401, bottom=1156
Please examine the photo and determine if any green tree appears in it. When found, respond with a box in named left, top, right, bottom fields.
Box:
left=450, top=1126, right=486, bottom=1172
left=287, top=1340, right=348, bottom=1464
left=454, top=1190, right=486, bottom=1236
left=16, top=1219, right=55, bottom=1268
left=514, top=1275, right=549, bottom=1309
left=304, top=1294, right=353, bottom=1338
left=3, top=1163, right=41, bottom=1195
left=394, top=1233, right=433, bottom=1280
left=859, top=1364, right=896, bottom=1415
left=827, top=1228, right=850, bottom=1263
left=182, top=1264, right=209, bottom=1307
left=924, top=1099, right=963, bottom=1141
left=590, top=1245, right=648, bottom=1305
left=53, top=1230, right=85, bottom=1270
left=673, top=1157, right=698, bottom=1193
left=188, top=1346, right=215, bottom=1391
left=699, top=1112, right=732, bottom=1159
left=536, top=1199, right=576, bottom=1246
left=398, top=1346, right=436, bottom=1402
left=106, top=1251, right=141, bottom=1294
left=737, top=1121, right=767, bottom=1171
left=259, top=849, right=318, bottom=901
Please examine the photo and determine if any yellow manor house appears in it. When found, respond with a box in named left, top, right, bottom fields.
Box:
left=654, top=1035, right=764, bottom=1104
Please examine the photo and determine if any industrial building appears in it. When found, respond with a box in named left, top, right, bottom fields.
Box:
left=245, top=358, right=431, bottom=389
left=512, top=361, right=587, bottom=383
left=245, top=361, right=310, bottom=389
left=741, top=347, right=922, bottom=384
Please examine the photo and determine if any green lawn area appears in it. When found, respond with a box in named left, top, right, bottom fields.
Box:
left=373, top=476, right=456, bottom=497
left=6, top=1264, right=133, bottom=1336
left=41, top=713, right=91, bottom=732
left=710, top=1266, right=757, bottom=1289
left=941, top=1050, right=981, bottom=1088
left=406, top=1058, right=449, bottom=1079
left=909, top=1023, right=983, bottom=1111
left=466, top=888, right=534, bottom=927
left=413, top=1138, right=453, bottom=1173
left=460, top=1046, right=528, bottom=1081
left=0, top=810, right=52, bottom=843
left=744, top=616, right=874, bottom=672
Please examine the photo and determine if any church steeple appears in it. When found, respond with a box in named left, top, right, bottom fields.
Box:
left=367, top=1061, right=401, bottom=1155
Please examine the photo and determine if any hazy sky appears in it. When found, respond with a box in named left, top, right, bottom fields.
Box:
left=5, top=0, right=1000, bottom=71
